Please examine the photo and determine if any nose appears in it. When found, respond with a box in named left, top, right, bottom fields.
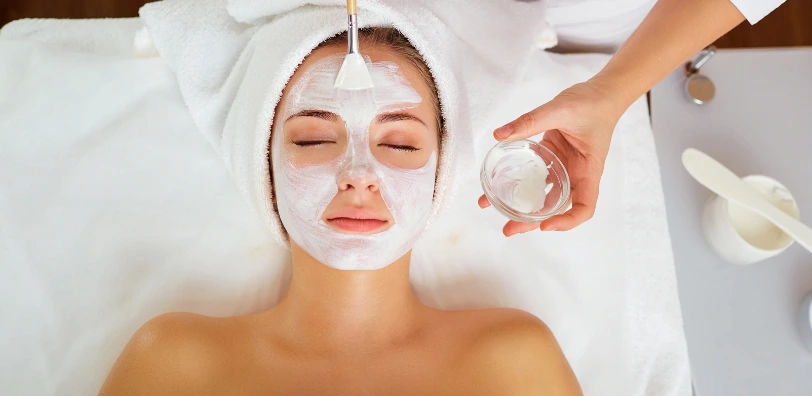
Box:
left=337, top=158, right=380, bottom=193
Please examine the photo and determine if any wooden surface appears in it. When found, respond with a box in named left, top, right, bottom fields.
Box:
left=714, top=0, right=812, bottom=48
left=0, top=0, right=810, bottom=47
left=0, top=0, right=147, bottom=24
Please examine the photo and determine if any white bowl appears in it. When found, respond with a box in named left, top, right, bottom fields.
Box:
left=702, top=175, right=800, bottom=265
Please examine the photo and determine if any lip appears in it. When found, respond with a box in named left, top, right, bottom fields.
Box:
left=325, top=208, right=389, bottom=233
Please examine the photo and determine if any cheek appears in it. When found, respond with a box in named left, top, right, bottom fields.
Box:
left=268, top=151, right=289, bottom=238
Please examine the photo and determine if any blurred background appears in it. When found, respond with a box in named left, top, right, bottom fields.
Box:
left=1, top=0, right=810, bottom=48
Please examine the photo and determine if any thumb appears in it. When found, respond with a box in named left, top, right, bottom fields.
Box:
left=493, top=100, right=564, bottom=141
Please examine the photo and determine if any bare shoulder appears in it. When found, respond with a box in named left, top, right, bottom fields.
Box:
left=99, top=312, right=238, bottom=396
left=461, top=308, right=583, bottom=396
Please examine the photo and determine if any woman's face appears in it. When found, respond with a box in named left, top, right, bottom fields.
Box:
left=271, top=44, right=440, bottom=270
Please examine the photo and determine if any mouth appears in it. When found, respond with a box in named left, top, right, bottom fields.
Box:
left=325, top=208, right=389, bottom=233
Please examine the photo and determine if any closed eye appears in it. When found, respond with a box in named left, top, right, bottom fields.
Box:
left=293, top=140, right=336, bottom=147
left=380, top=144, right=420, bottom=152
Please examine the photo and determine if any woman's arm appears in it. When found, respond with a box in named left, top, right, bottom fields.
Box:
left=99, top=313, right=216, bottom=395
left=472, top=313, right=583, bottom=395
left=593, top=0, right=745, bottom=111
left=489, top=0, right=750, bottom=235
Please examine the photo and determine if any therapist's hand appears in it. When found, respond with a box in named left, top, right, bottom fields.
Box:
left=478, top=0, right=747, bottom=237
left=478, top=79, right=625, bottom=236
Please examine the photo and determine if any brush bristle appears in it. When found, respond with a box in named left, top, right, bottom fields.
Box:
left=334, top=53, right=374, bottom=90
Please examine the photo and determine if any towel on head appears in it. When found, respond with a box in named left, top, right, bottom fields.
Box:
left=139, top=0, right=550, bottom=244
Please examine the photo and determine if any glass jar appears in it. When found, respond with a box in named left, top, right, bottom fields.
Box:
left=480, top=139, right=570, bottom=223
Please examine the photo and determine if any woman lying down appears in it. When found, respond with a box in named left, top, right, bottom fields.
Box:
left=99, top=27, right=581, bottom=395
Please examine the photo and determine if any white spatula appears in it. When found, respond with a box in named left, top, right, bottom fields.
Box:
left=682, top=148, right=812, bottom=253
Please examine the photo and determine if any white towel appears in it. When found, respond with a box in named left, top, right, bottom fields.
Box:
left=138, top=0, right=551, bottom=244
left=0, top=18, right=146, bottom=57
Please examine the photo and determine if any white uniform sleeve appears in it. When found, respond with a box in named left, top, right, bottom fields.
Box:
left=729, top=0, right=786, bottom=24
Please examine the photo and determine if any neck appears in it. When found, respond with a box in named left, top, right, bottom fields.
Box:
left=270, top=241, right=424, bottom=352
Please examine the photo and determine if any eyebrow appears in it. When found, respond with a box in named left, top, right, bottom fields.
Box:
left=376, top=112, right=427, bottom=127
left=285, top=110, right=340, bottom=122
left=285, top=109, right=427, bottom=127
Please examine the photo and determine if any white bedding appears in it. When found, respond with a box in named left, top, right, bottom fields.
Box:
left=0, top=18, right=689, bottom=396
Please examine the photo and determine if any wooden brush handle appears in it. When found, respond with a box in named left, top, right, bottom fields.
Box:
left=347, top=0, right=357, bottom=15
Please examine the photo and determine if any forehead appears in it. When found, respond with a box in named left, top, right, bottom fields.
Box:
left=287, top=55, right=419, bottom=113
left=280, top=45, right=430, bottom=113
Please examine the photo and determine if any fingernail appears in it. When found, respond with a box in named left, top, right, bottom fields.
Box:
left=494, top=125, right=513, bottom=139
left=544, top=227, right=558, bottom=232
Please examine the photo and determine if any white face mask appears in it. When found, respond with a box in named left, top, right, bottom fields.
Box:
left=272, top=55, right=437, bottom=270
